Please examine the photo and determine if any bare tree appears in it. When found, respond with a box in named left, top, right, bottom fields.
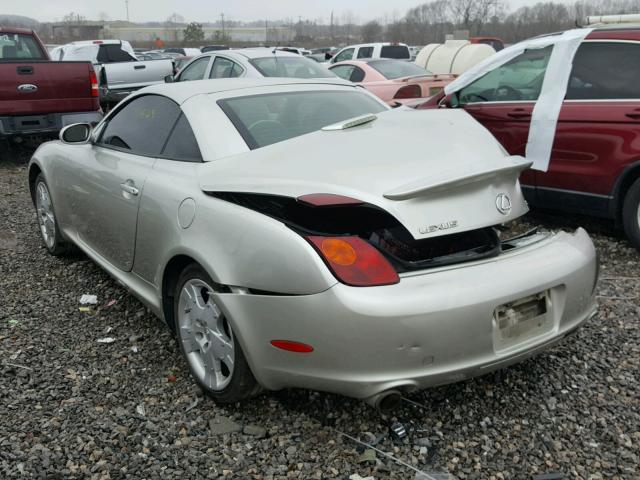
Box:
left=62, top=12, right=86, bottom=24
left=361, top=20, right=383, bottom=42
left=447, top=0, right=505, bottom=34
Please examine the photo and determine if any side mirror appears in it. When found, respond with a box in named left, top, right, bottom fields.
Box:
left=60, top=123, right=92, bottom=144
left=325, top=52, right=332, bottom=60
left=164, top=75, right=175, bottom=83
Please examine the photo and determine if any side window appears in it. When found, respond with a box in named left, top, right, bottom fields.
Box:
left=330, top=65, right=355, bottom=81
left=459, top=46, right=553, bottom=104
left=178, top=56, right=209, bottom=81
left=98, top=95, right=180, bottom=156
left=333, top=48, right=354, bottom=63
left=162, top=114, right=202, bottom=162
left=231, top=62, right=244, bottom=77
left=210, top=57, right=243, bottom=79
left=357, top=47, right=374, bottom=59
left=567, top=42, right=640, bottom=100
left=350, top=67, right=365, bottom=83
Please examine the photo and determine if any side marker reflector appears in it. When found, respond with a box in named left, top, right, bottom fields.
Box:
left=270, top=340, right=314, bottom=353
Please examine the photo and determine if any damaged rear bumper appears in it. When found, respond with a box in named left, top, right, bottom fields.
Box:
left=214, top=228, right=598, bottom=399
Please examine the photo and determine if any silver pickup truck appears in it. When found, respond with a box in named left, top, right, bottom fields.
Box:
left=51, top=40, right=173, bottom=106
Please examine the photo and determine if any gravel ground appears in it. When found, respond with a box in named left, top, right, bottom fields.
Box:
left=1, top=143, right=638, bottom=479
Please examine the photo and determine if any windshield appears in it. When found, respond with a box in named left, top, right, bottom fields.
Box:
left=369, top=60, right=430, bottom=79
left=249, top=56, right=336, bottom=79
left=219, top=90, right=387, bottom=149
left=0, top=33, right=45, bottom=61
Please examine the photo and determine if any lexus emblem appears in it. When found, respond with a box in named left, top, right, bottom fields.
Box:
left=496, top=193, right=512, bottom=215
left=18, top=84, right=38, bottom=93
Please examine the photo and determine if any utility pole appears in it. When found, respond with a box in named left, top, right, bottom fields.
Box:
left=330, top=11, right=334, bottom=41
left=220, top=13, right=225, bottom=38
left=125, top=0, right=130, bottom=22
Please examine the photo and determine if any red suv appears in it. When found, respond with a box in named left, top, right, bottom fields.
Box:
left=421, top=27, right=640, bottom=249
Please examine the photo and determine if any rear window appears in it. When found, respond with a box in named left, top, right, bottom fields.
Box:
left=380, top=45, right=410, bottom=60
left=0, top=33, right=45, bottom=60
left=249, top=56, right=336, bottom=79
left=97, top=44, right=135, bottom=63
left=369, top=60, right=430, bottom=79
left=218, top=90, right=387, bottom=149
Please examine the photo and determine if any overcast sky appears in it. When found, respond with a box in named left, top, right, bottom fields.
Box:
left=8, top=0, right=555, bottom=23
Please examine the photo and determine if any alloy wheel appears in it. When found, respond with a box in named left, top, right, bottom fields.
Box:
left=178, top=279, right=235, bottom=391
left=36, top=181, right=56, bottom=250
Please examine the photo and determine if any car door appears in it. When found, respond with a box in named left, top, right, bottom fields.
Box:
left=455, top=46, right=553, bottom=190
left=72, top=94, right=182, bottom=271
left=176, top=55, right=211, bottom=81
left=535, top=40, right=640, bottom=215
left=133, top=113, right=203, bottom=282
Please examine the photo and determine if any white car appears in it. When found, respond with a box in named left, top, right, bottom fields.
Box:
left=28, top=78, right=598, bottom=408
left=171, top=49, right=336, bottom=82
left=329, top=42, right=411, bottom=64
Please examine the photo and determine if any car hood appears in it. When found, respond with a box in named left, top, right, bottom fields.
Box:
left=200, top=108, right=530, bottom=240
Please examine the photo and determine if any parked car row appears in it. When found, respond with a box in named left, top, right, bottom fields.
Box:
left=11, top=17, right=640, bottom=409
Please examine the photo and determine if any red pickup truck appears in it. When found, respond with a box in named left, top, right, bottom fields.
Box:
left=0, top=27, right=102, bottom=138
left=421, top=26, right=640, bottom=249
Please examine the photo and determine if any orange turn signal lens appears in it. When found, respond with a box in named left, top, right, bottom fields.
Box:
left=306, top=236, right=400, bottom=287
left=321, top=238, right=357, bottom=266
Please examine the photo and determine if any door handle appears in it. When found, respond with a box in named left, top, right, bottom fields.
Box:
left=507, top=110, right=531, bottom=119
left=625, top=113, right=640, bottom=120
left=120, top=182, right=139, bottom=196
left=134, top=65, right=146, bottom=70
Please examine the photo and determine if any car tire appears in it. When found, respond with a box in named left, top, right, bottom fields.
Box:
left=34, top=174, right=71, bottom=256
left=622, top=177, right=640, bottom=251
left=174, top=263, right=260, bottom=403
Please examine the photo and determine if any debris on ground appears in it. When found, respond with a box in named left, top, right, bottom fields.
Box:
left=79, top=294, right=98, bottom=305
left=96, top=337, right=116, bottom=344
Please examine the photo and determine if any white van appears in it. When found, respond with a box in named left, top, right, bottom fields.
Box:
left=329, top=42, right=411, bottom=64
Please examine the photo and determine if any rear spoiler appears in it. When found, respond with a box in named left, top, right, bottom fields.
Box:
left=383, top=156, right=531, bottom=200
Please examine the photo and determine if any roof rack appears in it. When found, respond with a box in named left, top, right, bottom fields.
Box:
left=586, top=13, right=640, bottom=26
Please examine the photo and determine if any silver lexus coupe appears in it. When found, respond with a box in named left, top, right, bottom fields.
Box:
left=28, top=78, right=598, bottom=409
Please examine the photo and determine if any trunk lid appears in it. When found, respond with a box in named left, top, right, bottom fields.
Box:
left=0, top=61, right=98, bottom=115
left=200, top=108, right=530, bottom=240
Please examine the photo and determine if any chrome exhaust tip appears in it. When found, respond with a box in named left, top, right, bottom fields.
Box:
left=365, top=390, right=403, bottom=414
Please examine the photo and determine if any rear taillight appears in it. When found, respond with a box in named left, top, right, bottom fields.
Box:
left=394, top=84, right=422, bottom=99
left=306, top=236, right=399, bottom=287
left=89, top=68, right=99, bottom=97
